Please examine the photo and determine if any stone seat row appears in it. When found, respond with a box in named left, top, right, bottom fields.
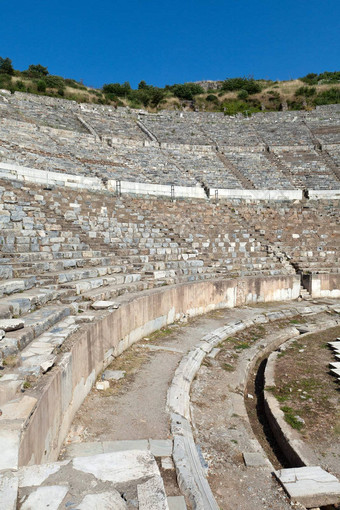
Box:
left=1, top=115, right=339, bottom=190
left=1, top=92, right=339, bottom=150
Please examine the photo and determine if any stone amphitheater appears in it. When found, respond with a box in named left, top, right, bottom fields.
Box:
left=0, top=90, right=339, bottom=510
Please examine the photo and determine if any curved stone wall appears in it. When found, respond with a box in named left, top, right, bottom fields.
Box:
left=13, top=275, right=300, bottom=469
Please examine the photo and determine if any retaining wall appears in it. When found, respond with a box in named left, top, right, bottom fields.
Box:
left=307, top=273, right=340, bottom=298
left=1, top=161, right=339, bottom=201
left=16, top=275, right=300, bottom=469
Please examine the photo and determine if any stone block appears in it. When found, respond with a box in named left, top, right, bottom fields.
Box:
left=275, top=466, right=340, bottom=507
left=0, top=319, right=25, bottom=332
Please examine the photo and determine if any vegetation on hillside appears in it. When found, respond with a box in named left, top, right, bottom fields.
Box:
left=0, top=57, right=339, bottom=116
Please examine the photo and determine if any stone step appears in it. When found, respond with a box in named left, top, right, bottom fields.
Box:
left=81, top=279, right=149, bottom=302
left=38, top=265, right=126, bottom=285
left=0, top=276, right=36, bottom=297
left=0, top=286, right=67, bottom=318
left=60, top=275, right=125, bottom=295
left=19, top=316, right=79, bottom=376
left=0, top=304, right=72, bottom=361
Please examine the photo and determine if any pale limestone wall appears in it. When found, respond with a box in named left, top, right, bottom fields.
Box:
left=0, top=162, right=105, bottom=190
left=310, top=273, right=340, bottom=298
left=309, top=189, right=340, bottom=199
left=107, top=179, right=206, bottom=198
left=211, top=188, right=303, bottom=200
left=18, top=275, right=300, bottom=468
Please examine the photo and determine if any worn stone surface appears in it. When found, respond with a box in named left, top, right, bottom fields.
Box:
left=77, top=491, right=127, bottom=510
left=275, top=466, right=340, bottom=507
left=0, top=319, right=25, bottom=332
left=243, top=452, right=268, bottom=467
left=102, top=369, right=126, bottom=381
left=91, top=301, right=119, bottom=310
left=21, top=485, right=68, bottom=510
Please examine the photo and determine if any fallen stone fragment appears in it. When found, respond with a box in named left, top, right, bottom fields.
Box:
left=243, top=452, right=268, bottom=467
left=161, top=457, right=174, bottom=470
left=275, top=466, right=340, bottom=507
left=0, top=329, right=5, bottom=340
left=102, top=370, right=125, bottom=381
left=0, top=319, right=25, bottom=332
left=75, top=315, right=96, bottom=323
left=167, top=496, right=187, bottom=510
left=96, top=381, right=110, bottom=390
left=91, top=301, right=119, bottom=310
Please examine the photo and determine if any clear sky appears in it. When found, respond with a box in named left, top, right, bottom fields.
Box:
left=1, top=0, right=339, bottom=89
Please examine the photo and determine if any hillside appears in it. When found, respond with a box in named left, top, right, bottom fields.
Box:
left=0, top=57, right=339, bottom=115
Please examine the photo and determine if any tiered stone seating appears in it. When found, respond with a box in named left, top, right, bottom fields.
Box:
left=272, top=149, right=339, bottom=189
left=0, top=118, right=198, bottom=186
left=0, top=92, right=87, bottom=132
left=1, top=178, right=302, bottom=373
left=166, top=147, right=243, bottom=188
left=203, top=116, right=264, bottom=150
left=253, top=120, right=314, bottom=148
left=237, top=200, right=340, bottom=273
left=80, top=105, right=148, bottom=141
left=223, top=152, right=295, bottom=189
left=140, top=112, right=211, bottom=145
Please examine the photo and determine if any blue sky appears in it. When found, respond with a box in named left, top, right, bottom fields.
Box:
left=1, top=0, right=339, bottom=89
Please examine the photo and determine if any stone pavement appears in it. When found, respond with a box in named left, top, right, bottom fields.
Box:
left=1, top=449, right=178, bottom=510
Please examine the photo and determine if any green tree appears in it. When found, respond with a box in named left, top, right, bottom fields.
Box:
left=26, top=64, right=49, bottom=77
left=102, top=82, right=131, bottom=97
left=0, top=57, right=14, bottom=75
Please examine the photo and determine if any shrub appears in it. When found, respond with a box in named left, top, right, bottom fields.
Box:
left=313, top=87, right=340, bottom=105
left=237, top=89, right=249, bottom=100
left=287, top=99, right=304, bottom=110
left=37, top=80, right=46, bottom=92
left=15, top=80, right=26, bottom=91
left=222, top=77, right=261, bottom=94
left=171, top=83, right=204, bottom=100
left=206, top=94, right=219, bottom=103
left=300, top=73, right=318, bottom=85
left=102, top=82, right=131, bottom=97
left=221, top=99, right=261, bottom=116
left=45, top=75, right=65, bottom=89
left=295, top=86, right=316, bottom=97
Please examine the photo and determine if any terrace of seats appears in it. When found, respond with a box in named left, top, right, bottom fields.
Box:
left=0, top=92, right=340, bottom=191
left=1, top=175, right=339, bottom=377
left=236, top=200, right=340, bottom=274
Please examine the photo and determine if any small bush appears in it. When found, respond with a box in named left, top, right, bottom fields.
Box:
left=313, top=87, right=340, bottom=105
left=37, top=80, right=46, bottom=92
left=222, top=77, right=261, bottom=94
left=15, top=80, right=26, bottom=91
left=295, top=86, right=316, bottom=97
left=102, top=82, right=131, bottom=97
left=206, top=94, right=219, bottom=103
left=237, top=89, right=249, bottom=100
